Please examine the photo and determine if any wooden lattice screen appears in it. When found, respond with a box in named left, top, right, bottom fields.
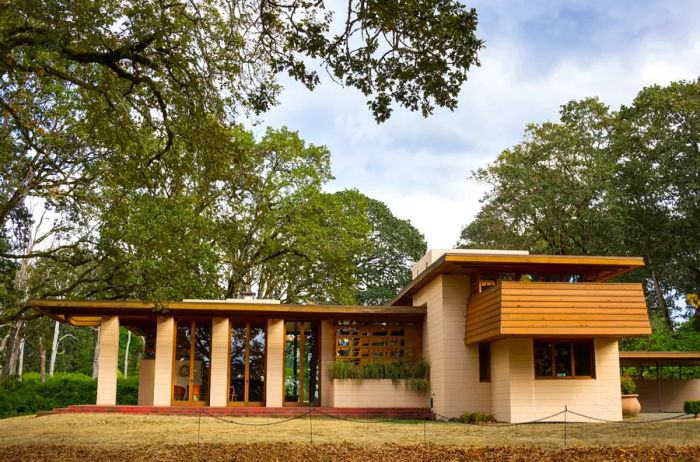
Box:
left=335, top=320, right=421, bottom=365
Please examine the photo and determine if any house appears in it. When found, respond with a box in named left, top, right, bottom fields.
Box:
left=29, top=249, right=653, bottom=422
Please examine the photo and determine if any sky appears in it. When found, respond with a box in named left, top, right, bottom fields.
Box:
left=256, top=0, right=700, bottom=250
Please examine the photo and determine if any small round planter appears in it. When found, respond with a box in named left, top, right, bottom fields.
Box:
left=621, top=394, right=641, bottom=417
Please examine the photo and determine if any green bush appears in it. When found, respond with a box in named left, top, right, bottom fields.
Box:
left=684, top=400, right=700, bottom=417
left=451, top=411, right=496, bottom=424
left=117, top=376, right=139, bottom=405
left=0, top=372, right=102, bottom=418
left=620, top=375, right=636, bottom=394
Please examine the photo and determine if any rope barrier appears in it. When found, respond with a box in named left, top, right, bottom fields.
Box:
left=201, top=408, right=314, bottom=426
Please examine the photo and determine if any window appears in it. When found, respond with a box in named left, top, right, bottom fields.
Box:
left=335, top=320, right=420, bottom=365
left=479, top=343, right=491, bottom=382
left=534, top=340, right=595, bottom=378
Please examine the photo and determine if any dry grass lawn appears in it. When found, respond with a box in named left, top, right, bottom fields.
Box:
left=0, top=413, right=698, bottom=449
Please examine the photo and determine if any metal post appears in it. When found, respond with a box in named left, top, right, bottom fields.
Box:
left=564, top=405, right=567, bottom=448
left=309, top=411, right=313, bottom=444
left=656, top=361, right=662, bottom=412
left=198, top=408, right=202, bottom=444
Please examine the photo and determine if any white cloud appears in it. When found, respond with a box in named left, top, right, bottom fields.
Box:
left=259, top=2, right=700, bottom=250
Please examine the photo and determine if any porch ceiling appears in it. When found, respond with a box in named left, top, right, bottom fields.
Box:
left=28, top=298, right=426, bottom=328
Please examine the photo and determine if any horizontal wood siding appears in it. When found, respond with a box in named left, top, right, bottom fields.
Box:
left=466, top=282, right=651, bottom=344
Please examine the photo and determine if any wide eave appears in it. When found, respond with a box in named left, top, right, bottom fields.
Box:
left=391, top=253, right=646, bottom=306
left=28, top=298, right=426, bottom=329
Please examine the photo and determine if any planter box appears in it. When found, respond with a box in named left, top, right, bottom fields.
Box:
left=332, top=379, right=428, bottom=408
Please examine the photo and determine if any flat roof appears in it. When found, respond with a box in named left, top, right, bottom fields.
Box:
left=619, top=351, right=700, bottom=367
left=28, top=298, right=426, bottom=328
left=392, top=253, right=645, bottom=305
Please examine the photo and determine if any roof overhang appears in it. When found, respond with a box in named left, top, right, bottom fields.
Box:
left=391, top=253, right=646, bottom=306
left=619, top=351, right=700, bottom=367
left=28, top=298, right=426, bottom=328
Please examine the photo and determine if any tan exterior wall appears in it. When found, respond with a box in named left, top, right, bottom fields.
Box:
left=209, top=317, right=230, bottom=407
left=320, top=320, right=335, bottom=407
left=636, top=379, right=700, bottom=412
left=153, top=317, right=174, bottom=406
left=265, top=319, right=284, bottom=407
left=138, top=359, right=155, bottom=406
left=413, top=274, right=490, bottom=418
left=96, top=316, right=120, bottom=405
left=491, top=338, right=622, bottom=423
left=332, top=380, right=428, bottom=408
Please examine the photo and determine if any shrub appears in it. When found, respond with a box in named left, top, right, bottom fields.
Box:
left=620, top=375, right=636, bottom=395
left=117, top=376, right=140, bottom=405
left=451, top=411, right=496, bottom=424
left=684, top=400, right=700, bottom=417
left=0, top=372, right=98, bottom=418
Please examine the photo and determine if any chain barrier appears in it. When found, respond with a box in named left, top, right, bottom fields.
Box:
left=196, top=406, right=694, bottom=446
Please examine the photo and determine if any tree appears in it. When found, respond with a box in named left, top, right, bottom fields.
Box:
left=459, top=79, right=700, bottom=328
left=349, top=193, right=427, bottom=305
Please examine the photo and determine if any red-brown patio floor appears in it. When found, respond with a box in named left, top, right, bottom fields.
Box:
left=37, top=405, right=432, bottom=419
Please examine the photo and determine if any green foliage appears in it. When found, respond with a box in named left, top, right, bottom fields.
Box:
left=117, top=376, right=139, bottom=405
left=620, top=376, right=637, bottom=395
left=349, top=193, right=427, bottom=305
left=0, top=373, right=139, bottom=417
left=459, top=78, right=700, bottom=330
left=0, top=373, right=96, bottom=418
left=684, top=400, right=700, bottom=416
left=328, top=359, right=430, bottom=393
left=451, top=411, right=496, bottom=424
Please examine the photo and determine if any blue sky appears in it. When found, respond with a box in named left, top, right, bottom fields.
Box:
left=257, top=0, right=700, bottom=249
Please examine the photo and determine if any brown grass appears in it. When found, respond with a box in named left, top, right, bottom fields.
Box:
left=0, top=413, right=698, bottom=449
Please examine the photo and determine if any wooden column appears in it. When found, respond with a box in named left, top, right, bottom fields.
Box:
left=152, top=317, right=174, bottom=406
left=96, top=316, right=120, bottom=405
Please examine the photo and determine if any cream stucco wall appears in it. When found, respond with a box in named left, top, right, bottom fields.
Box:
left=153, top=316, right=174, bottom=406
left=320, top=320, right=335, bottom=407
left=413, top=274, right=491, bottom=418
left=332, top=380, right=428, bottom=408
left=636, top=378, right=700, bottom=412
left=209, top=317, right=230, bottom=407
left=138, top=359, right=155, bottom=406
left=265, top=319, right=284, bottom=407
left=490, top=338, right=622, bottom=423
left=96, top=316, right=120, bottom=405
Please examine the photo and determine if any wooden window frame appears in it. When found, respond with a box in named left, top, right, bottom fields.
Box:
left=334, top=320, right=422, bottom=365
left=227, top=320, right=267, bottom=407
left=533, top=339, right=596, bottom=380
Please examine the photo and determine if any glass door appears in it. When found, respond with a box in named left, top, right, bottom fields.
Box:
left=229, top=321, right=266, bottom=406
left=172, top=320, right=211, bottom=406
left=284, top=321, right=320, bottom=406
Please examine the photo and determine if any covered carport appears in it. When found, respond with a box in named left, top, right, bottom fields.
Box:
left=619, top=351, right=700, bottom=413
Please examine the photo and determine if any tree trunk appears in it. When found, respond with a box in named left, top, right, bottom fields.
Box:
left=49, top=320, right=60, bottom=376
left=17, top=337, right=25, bottom=379
left=3, top=321, right=26, bottom=377
left=92, top=326, right=101, bottom=379
left=652, top=271, right=673, bottom=330
left=123, top=330, right=131, bottom=379
left=39, top=336, right=46, bottom=383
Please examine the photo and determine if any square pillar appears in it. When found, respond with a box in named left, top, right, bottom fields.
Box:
left=153, top=317, right=174, bottom=406
left=320, top=320, right=335, bottom=407
left=265, top=319, right=284, bottom=407
left=96, top=316, right=120, bottom=405
left=209, top=317, right=230, bottom=407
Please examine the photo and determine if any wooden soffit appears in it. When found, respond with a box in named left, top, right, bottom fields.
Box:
left=28, top=298, right=426, bottom=327
left=619, top=351, right=700, bottom=367
left=391, top=253, right=646, bottom=306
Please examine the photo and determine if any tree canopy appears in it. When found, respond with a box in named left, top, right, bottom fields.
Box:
left=459, top=79, right=700, bottom=330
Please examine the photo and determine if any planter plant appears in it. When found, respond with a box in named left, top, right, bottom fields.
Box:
left=684, top=400, right=700, bottom=418
left=329, top=359, right=430, bottom=393
left=620, top=375, right=641, bottom=417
